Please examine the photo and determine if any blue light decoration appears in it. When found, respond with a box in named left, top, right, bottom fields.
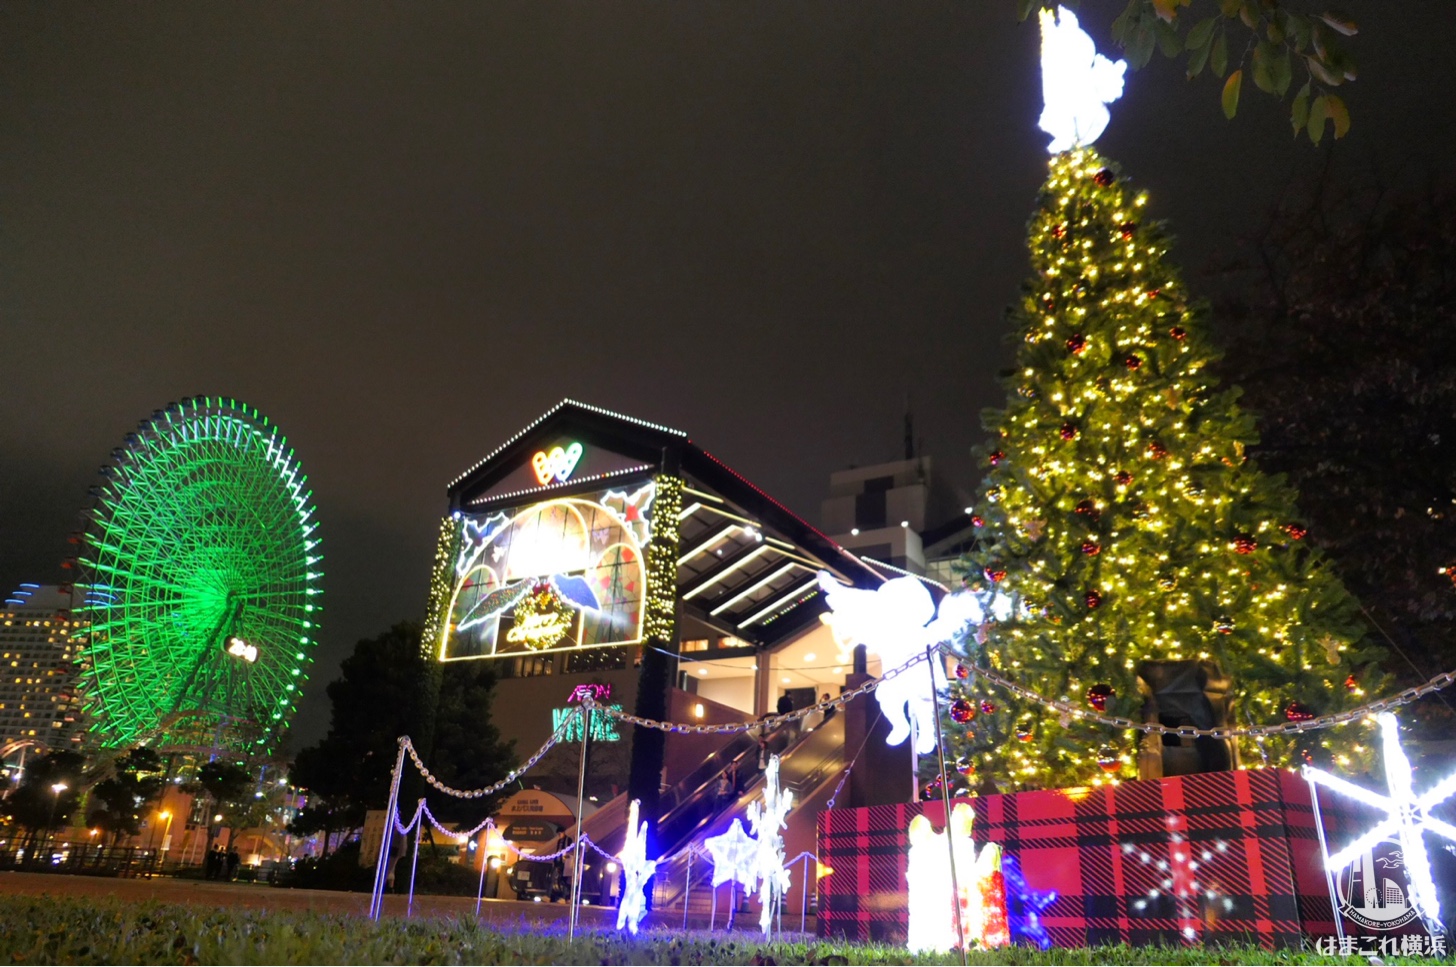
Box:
left=1001, top=853, right=1057, bottom=949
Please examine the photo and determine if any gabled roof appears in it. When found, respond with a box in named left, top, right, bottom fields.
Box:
left=447, top=399, right=882, bottom=648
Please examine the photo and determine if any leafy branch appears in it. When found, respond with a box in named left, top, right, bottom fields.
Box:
left=1019, top=1, right=1358, bottom=144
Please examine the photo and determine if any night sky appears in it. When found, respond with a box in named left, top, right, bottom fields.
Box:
left=2, top=1, right=1451, bottom=746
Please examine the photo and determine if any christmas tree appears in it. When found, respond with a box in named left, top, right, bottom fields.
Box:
left=944, top=147, right=1387, bottom=791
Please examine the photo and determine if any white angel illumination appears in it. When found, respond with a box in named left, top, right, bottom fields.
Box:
left=615, top=799, right=657, bottom=935
left=746, top=755, right=794, bottom=935
left=818, top=571, right=987, bottom=754
left=1038, top=6, right=1127, bottom=153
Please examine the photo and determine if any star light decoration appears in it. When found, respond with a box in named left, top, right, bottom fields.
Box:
left=702, top=755, right=795, bottom=935
left=615, top=799, right=657, bottom=936
left=1037, top=6, right=1126, bottom=153
left=818, top=571, right=1004, bottom=754
left=1304, top=712, right=1456, bottom=930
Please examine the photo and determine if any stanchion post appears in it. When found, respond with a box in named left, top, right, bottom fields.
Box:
left=369, top=738, right=409, bottom=920
left=927, top=645, right=968, bottom=966
left=475, top=834, right=489, bottom=917
left=406, top=799, right=424, bottom=918
left=683, top=849, right=692, bottom=930
left=800, top=854, right=809, bottom=934
left=569, top=702, right=592, bottom=941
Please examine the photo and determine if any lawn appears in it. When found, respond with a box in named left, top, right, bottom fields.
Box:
left=0, top=894, right=1439, bottom=965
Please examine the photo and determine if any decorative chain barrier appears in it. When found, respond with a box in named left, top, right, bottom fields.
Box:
left=955, top=647, right=1456, bottom=739
left=402, top=707, right=581, bottom=799
left=588, top=649, right=930, bottom=733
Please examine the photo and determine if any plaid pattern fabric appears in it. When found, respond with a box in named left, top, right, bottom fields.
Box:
left=817, top=769, right=1361, bottom=949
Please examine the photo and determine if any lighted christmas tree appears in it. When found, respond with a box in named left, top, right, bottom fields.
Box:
left=943, top=146, right=1388, bottom=791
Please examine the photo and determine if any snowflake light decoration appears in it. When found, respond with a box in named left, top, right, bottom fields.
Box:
left=1304, top=712, right=1456, bottom=930
left=747, top=755, right=795, bottom=934
left=615, top=799, right=657, bottom=935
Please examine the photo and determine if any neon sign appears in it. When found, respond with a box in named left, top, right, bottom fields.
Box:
left=568, top=682, right=612, bottom=704
left=550, top=705, right=622, bottom=742
left=531, top=442, right=584, bottom=485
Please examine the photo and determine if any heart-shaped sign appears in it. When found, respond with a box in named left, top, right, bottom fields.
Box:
left=531, top=441, right=584, bottom=485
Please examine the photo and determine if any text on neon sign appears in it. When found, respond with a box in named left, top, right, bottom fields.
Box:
left=531, top=442, right=584, bottom=485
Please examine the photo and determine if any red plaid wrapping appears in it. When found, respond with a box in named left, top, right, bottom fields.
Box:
left=817, top=769, right=1355, bottom=949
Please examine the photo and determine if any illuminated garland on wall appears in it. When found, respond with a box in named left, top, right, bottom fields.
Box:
left=421, top=515, right=464, bottom=661
left=644, top=474, right=683, bottom=645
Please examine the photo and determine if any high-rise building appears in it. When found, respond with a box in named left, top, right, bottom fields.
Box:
left=0, top=584, right=85, bottom=754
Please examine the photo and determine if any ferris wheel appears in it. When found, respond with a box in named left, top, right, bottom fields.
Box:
left=70, top=397, right=321, bottom=757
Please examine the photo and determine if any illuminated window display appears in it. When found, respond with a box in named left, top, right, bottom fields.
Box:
left=441, top=482, right=656, bottom=661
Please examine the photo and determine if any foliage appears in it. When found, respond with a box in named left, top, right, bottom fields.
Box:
left=1214, top=180, right=1456, bottom=738
left=84, top=747, right=165, bottom=844
left=286, top=839, right=376, bottom=893
left=950, top=148, right=1386, bottom=791
left=0, top=894, right=1430, bottom=965
left=1019, top=1, right=1357, bottom=143
left=426, top=660, right=516, bottom=823
left=3, top=751, right=85, bottom=837
left=288, top=622, right=516, bottom=843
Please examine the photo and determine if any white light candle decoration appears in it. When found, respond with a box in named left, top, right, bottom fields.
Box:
left=615, top=799, right=657, bottom=935
left=1038, top=6, right=1127, bottom=153
left=1304, top=712, right=1456, bottom=932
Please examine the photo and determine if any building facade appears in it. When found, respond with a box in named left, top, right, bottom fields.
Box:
left=0, top=584, right=84, bottom=756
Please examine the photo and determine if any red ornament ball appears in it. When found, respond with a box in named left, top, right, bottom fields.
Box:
left=988, top=449, right=1006, bottom=466
left=1169, top=325, right=1187, bottom=341
left=1015, top=724, right=1033, bottom=742
left=956, top=760, right=976, bottom=776
left=984, top=567, right=1007, bottom=583
left=1086, top=683, right=1115, bottom=712
left=1232, top=535, right=1258, bottom=554
left=1051, top=223, right=1068, bottom=239
left=1060, top=422, right=1079, bottom=441
left=954, top=663, right=970, bottom=680
left=1214, top=616, right=1234, bottom=634
left=949, top=698, right=976, bottom=724
left=1066, top=333, right=1087, bottom=355
left=1344, top=674, right=1359, bottom=692
left=1073, top=498, right=1101, bottom=522
left=1097, top=746, right=1121, bottom=773
left=970, top=515, right=985, bottom=528
left=1285, top=702, right=1316, bottom=723
left=1146, top=440, right=1168, bottom=460
left=1124, top=354, right=1142, bottom=370
left=1080, top=540, right=1101, bottom=556
left=1084, top=589, right=1103, bottom=609
left=1094, top=168, right=1115, bottom=187
left=1114, top=470, right=1133, bottom=487
left=1282, top=523, right=1308, bottom=541
left=979, top=700, right=996, bottom=715
left=1118, top=221, right=1137, bottom=240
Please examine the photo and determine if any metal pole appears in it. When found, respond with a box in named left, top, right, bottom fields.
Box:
left=475, top=842, right=489, bottom=917
left=800, top=854, right=809, bottom=934
left=406, top=800, right=423, bottom=919
left=927, top=645, right=968, bottom=965
left=1305, top=772, right=1347, bottom=950
left=369, top=738, right=408, bottom=920
left=710, top=879, right=717, bottom=931
left=569, top=703, right=591, bottom=941
left=683, top=849, right=691, bottom=930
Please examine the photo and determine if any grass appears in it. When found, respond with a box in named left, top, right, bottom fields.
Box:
left=0, top=894, right=1443, bottom=965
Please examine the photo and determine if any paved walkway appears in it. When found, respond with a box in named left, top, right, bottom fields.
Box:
left=0, top=870, right=627, bottom=928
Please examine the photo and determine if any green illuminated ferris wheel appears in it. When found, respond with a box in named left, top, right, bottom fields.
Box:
left=72, top=397, right=321, bottom=757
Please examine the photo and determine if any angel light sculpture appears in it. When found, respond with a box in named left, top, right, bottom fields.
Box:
left=1038, top=6, right=1126, bottom=153
left=817, top=570, right=992, bottom=754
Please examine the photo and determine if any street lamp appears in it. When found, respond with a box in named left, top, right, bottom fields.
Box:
left=45, top=782, right=68, bottom=862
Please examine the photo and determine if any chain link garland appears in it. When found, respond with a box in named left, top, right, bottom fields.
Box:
left=959, top=650, right=1456, bottom=739
left=401, top=707, right=580, bottom=799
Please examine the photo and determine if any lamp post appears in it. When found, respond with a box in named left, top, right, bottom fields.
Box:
left=45, top=782, right=68, bottom=863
